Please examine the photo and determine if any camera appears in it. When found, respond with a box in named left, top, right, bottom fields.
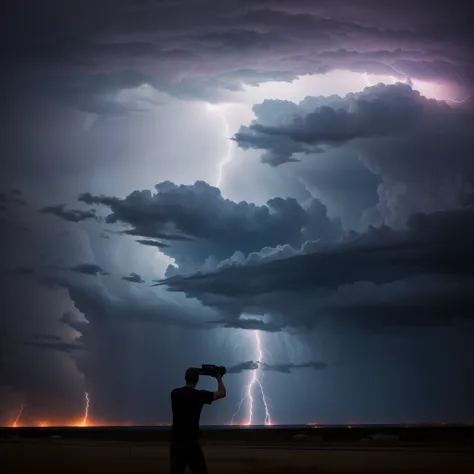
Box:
left=198, top=364, right=226, bottom=377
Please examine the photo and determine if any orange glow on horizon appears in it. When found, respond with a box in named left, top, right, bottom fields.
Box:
left=3, top=419, right=472, bottom=428
left=3, top=420, right=172, bottom=428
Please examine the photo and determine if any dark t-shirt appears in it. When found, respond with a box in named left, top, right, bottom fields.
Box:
left=171, top=386, right=214, bottom=442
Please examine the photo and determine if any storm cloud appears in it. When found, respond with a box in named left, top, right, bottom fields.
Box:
left=233, top=83, right=474, bottom=227
left=2, top=0, right=474, bottom=426
left=2, top=0, right=473, bottom=111
left=162, top=207, right=474, bottom=329
left=233, top=83, right=428, bottom=165
left=78, top=181, right=341, bottom=275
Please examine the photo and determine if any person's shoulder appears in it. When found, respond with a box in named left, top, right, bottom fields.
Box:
left=171, top=387, right=184, bottom=396
left=198, top=389, right=214, bottom=404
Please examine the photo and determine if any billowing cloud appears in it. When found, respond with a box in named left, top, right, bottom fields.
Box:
left=234, top=83, right=474, bottom=227
left=162, top=207, right=474, bottom=329
left=78, top=181, right=341, bottom=276
left=234, top=83, right=427, bottom=165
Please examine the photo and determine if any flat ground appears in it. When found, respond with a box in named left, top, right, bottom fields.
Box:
left=2, top=440, right=474, bottom=474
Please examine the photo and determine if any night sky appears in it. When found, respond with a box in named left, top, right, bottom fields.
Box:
left=1, top=0, right=473, bottom=427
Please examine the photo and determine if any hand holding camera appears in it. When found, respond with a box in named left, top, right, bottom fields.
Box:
left=198, top=364, right=226, bottom=378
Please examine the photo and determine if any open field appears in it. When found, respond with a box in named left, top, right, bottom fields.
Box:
left=2, top=427, right=474, bottom=473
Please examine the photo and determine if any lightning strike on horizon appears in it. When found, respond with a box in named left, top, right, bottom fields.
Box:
left=12, top=403, right=25, bottom=427
left=230, top=331, right=273, bottom=426
left=206, top=103, right=234, bottom=189
left=81, top=391, right=90, bottom=427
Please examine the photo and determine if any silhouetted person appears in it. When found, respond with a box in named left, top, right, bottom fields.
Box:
left=170, top=367, right=226, bottom=474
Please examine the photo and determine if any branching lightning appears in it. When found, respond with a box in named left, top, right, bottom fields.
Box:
left=231, top=331, right=273, bottom=426
left=206, top=103, right=234, bottom=189
left=81, top=391, right=90, bottom=427
left=12, top=403, right=25, bottom=427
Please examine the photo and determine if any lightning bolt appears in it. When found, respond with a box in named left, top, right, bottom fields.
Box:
left=12, top=403, right=25, bottom=427
left=206, top=103, right=234, bottom=189
left=81, top=391, right=90, bottom=427
left=230, top=331, right=273, bottom=426
left=446, top=95, right=471, bottom=104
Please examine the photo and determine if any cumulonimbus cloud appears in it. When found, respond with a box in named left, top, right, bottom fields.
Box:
left=78, top=181, right=341, bottom=276
left=161, top=206, right=474, bottom=330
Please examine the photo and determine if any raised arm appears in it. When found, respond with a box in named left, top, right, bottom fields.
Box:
left=213, top=373, right=227, bottom=401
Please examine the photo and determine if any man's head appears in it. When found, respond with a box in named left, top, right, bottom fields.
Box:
left=185, top=367, right=200, bottom=387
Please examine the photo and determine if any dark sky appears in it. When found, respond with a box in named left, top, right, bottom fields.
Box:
left=1, top=0, right=473, bottom=427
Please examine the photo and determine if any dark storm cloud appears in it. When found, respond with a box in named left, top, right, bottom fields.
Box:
left=136, top=239, right=170, bottom=249
left=69, top=263, right=108, bottom=276
left=2, top=0, right=473, bottom=109
left=39, top=204, right=99, bottom=223
left=226, top=360, right=327, bottom=374
left=121, top=272, right=145, bottom=283
left=233, top=83, right=473, bottom=165
left=233, top=83, right=474, bottom=227
left=78, top=181, right=341, bottom=275
left=162, top=207, right=474, bottom=329
left=2, top=1, right=474, bottom=429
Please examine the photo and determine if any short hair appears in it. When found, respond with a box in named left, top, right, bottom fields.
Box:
left=185, top=367, right=199, bottom=384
